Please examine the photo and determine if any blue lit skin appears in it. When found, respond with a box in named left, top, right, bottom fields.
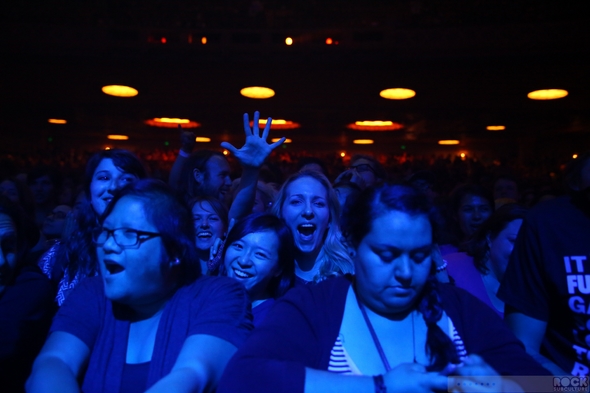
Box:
left=353, top=210, right=433, bottom=317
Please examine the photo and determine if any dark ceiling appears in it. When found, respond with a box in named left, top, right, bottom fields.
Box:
left=1, top=0, right=589, bottom=158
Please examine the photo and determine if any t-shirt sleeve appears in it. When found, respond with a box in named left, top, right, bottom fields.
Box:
left=49, top=276, right=104, bottom=349
left=187, top=276, right=253, bottom=348
left=497, top=214, right=549, bottom=321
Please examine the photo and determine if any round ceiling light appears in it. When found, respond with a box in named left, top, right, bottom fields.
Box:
left=486, top=125, right=506, bottom=131
left=251, top=119, right=300, bottom=130
left=353, top=139, right=374, bottom=145
left=272, top=138, right=292, bottom=143
left=107, top=135, right=129, bottom=140
left=102, top=85, right=139, bottom=97
left=48, top=119, right=67, bottom=124
left=527, top=89, right=568, bottom=100
left=240, top=86, right=275, bottom=99
left=379, top=88, right=416, bottom=100
left=195, top=137, right=211, bottom=142
left=438, top=140, right=460, bottom=145
left=347, top=121, right=404, bottom=131
left=145, top=118, right=200, bottom=128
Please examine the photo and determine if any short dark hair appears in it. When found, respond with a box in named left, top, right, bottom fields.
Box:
left=450, top=184, right=494, bottom=215
left=101, top=179, right=200, bottom=284
left=350, top=154, right=386, bottom=180
left=182, top=150, right=227, bottom=199
left=221, top=213, right=295, bottom=298
left=84, top=149, right=147, bottom=198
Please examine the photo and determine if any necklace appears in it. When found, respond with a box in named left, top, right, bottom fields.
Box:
left=356, top=292, right=417, bottom=372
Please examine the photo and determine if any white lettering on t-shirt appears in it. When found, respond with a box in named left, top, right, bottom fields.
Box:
left=565, top=255, right=590, bottom=376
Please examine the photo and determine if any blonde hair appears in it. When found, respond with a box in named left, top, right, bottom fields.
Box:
left=271, top=170, right=354, bottom=281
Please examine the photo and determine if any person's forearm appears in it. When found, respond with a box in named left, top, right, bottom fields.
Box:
left=146, top=367, right=211, bottom=393
left=169, top=154, right=189, bottom=190
left=26, top=357, right=81, bottom=393
left=304, top=368, right=373, bottom=393
left=228, top=166, right=259, bottom=222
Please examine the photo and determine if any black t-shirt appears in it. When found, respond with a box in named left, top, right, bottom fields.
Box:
left=499, top=195, right=590, bottom=376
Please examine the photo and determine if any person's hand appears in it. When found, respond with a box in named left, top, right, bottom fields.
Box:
left=383, top=362, right=448, bottom=393
left=334, top=168, right=367, bottom=190
left=221, top=111, right=285, bottom=168
left=179, top=125, right=196, bottom=154
left=449, top=355, right=508, bottom=392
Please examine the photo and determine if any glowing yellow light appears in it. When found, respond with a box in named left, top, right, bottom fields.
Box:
left=487, top=125, right=506, bottom=131
left=107, top=135, right=129, bottom=140
left=48, top=119, right=67, bottom=124
left=201, top=36, right=207, bottom=44
left=379, top=88, right=416, bottom=100
left=252, top=119, right=300, bottom=130
left=195, top=137, right=211, bottom=143
left=460, top=153, right=466, bottom=158
left=438, top=140, right=460, bottom=145
left=353, top=139, right=374, bottom=145
left=527, top=89, right=568, bottom=100
left=573, top=154, right=579, bottom=159
left=105, top=147, right=112, bottom=150
left=347, top=121, right=404, bottom=131
left=223, top=150, right=229, bottom=156
left=285, top=37, right=293, bottom=45
left=340, top=152, right=346, bottom=157
left=326, top=38, right=333, bottom=45
left=271, top=138, right=292, bottom=143
left=102, top=85, right=138, bottom=97
left=145, top=118, right=200, bottom=128
left=240, top=86, right=275, bottom=99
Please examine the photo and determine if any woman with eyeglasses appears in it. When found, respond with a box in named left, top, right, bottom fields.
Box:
left=27, top=180, right=252, bottom=393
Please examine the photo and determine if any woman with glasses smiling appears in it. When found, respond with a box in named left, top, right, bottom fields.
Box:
left=27, top=179, right=252, bottom=393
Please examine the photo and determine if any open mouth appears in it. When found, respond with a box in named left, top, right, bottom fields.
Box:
left=197, top=231, right=213, bottom=239
left=297, top=223, right=316, bottom=240
left=104, top=260, right=124, bottom=275
left=232, top=268, right=253, bottom=279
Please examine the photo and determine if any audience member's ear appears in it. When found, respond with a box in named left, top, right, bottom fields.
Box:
left=193, top=168, right=204, bottom=185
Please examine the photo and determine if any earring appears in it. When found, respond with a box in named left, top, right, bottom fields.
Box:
left=170, top=258, right=181, bottom=267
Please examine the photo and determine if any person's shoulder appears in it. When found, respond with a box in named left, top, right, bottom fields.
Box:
left=282, top=275, right=351, bottom=304
left=182, top=275, right=248, bottom=299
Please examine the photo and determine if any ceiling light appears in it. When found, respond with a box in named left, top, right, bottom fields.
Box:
left=107, top=135, right=129, bottom=140
left=145, top=118, right=200, bottom=128
left=48, top=119, right=67, bottom=124
left=340, top=152, right=346, bottom=157
left=380, top=88, right=416, bottom=100
left=573, top=154, right=579, bottom=159
left=195, top=137, right=211, bottom=142
left=486, top=125, right=506, bottom=131
left=201, top=37, right=207, bottom=44
left=240, top=86, right=275, bottom=99
left=102, top=85, right=138, bottom=97
left=285, top=37, right=293, bottom=45
left=347, top=121, right=404, bottom=131
left=272, top=138, right=292, bottom=143
left=353, top=139, right=374, bottom=145
left=527, top=89, right=568, bottom=100
left=251, top=119, right=300, bottom=129
left=438, top=140, right=460, bottom=145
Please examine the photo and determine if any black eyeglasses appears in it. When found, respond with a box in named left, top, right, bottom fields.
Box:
left=93, top=227, right=161, bottom=249
left=350, top=163, right=376, bottom=174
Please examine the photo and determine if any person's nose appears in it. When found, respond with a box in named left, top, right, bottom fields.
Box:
left=200, top=217, right=210, bottom=228
left=0, top=249, right=6, bottom=269
left=472, top=208, right=482, bottom=221
left=237, top=249, right=253, bottom=267
left=393, top=255, right=413, bottom=284
left=302, top=201, right=314, bottom=219
left=101, top=231, right=121, bottom=253
left=224, top=175, right=232, bottom=187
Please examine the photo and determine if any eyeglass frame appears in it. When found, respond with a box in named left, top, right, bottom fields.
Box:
left=92, top=227, right=162, bottom=249
left=349, top=163, right=376, bottom=174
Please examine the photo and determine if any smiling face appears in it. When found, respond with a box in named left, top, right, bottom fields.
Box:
left=488, top=218, right=523, bottom=281
left=0, top=213, right=18, bottom=295
left=90, top=158, right=139, bottom=216
left=354, top=209, right=433, bottom=317
left=192, top=200, right=226, bottom=252
left=224, top=230, right=281, bottom=301
left=97, top=196, right=173, bottom=309
left=280, top=176, right=330, bottom=257
left=457, top=194, right=492, bottom=240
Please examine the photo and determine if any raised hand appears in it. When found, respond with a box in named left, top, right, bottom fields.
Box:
left=221, top=111, right=285, bottom=168
left=179, top=125, right=196, bottom=154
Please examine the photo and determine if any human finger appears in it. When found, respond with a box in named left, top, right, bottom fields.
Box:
left=243, top=112, right=252, bottom=136
left=252, top=111, right=260, bottom=135
left=220, top=142, right=238, bottom=154
left=261, top=117, right=272, bottom=139
left=269, top=136, right=285, bottom=150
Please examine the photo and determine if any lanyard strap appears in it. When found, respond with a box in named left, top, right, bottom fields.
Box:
left=356, top=293, right=393, bottom=372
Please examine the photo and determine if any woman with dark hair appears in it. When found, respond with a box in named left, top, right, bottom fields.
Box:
left=446, top=203, right=527, bottom=318
left=218, top=184, right=548, bottom=393
left=0, top=197, right=55, bottom=392
left=441, top=184, right=494, bottom=255
left=27, top=179, right=252, bottom=393
left=189, top=196, right=228, bottom=275
left=271, top=170, right=353, bottom=283
left=38, top=149, right=147, bottom=305
left=221, top=213, right=295, bottom=326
